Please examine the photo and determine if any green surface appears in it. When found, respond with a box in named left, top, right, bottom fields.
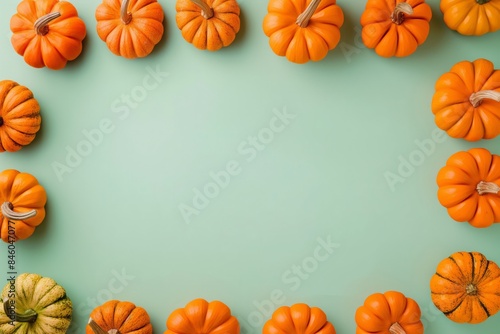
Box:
left=1, top=0, right=500, bottom=333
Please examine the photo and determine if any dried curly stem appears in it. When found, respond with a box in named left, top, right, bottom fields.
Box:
left=469, top=90, right=500, bottom=107
left=476, top=181, right=500, bottom=195
left=34, top=12, right=61, bottom=36
left=296, top=0, right=322, bottom=28
left=1, top=202, right=36, bottom=220
left=389, top=322, right=407, bottom=334
left=391, top=2, right=413, bottom=25
left=121, top=0, right=133, bottom=24
left=2, top=298, right=38, bottom=323
left=190, top=0, right=214, bottom=19
left=88, top=318, right=120, bottom=334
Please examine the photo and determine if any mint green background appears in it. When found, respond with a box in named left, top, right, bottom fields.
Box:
left=1, top=0, right=500, bottom=333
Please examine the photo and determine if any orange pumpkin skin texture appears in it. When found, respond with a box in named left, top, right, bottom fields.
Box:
left=96, top=0, right=165, bottom=59
left=165, top=298, right=240, bottom=334
left=176, top=0, right=240, bottom=51
left=10, top=0, right=87, bottom=70
left=440, top=0, right=500, bottom=35
left=430, top=251, right=500, bottom=324
left=0, top=80, right=41, bottom=153
left=431, top=58, right=500, bottom=141
left=263, top=303, right=336, bottom=334
left=437, top=148, right=500, bottom=228
left=355, top=291, right=423, bottom=334
left=0, top=169, right=47, bottom=242
left=86, top=300, right=153, bottom=334
left=360, top=0, right=432, bottom=58
left=263, top=0, right=344, bottom=64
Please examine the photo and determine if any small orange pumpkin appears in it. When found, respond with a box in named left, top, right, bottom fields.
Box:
left=437, top=148, right=500, bottom=228
left=430, top=251, right=500, bottom=323
left=95, top=0, right=165, bottom=58
left=0, top=169, right=47, bottom=242
left=10, top=0, right=87, bottom=70
left=175, top=0, right=240, bottom=51
left=360, top=0, right=432, bottom=57
left=87, top=300, right=153, bottom=334
left=355, top=291, right=423, bottom=334
left=440, top=0, right=500, bottom=35
left=431, top=58, right=500, bottom=141
left=165, top=298, right=239, bottom=334
left=263, top=0, right=344, bottom=64
left=263, top=303, right=336, bottom=334
left=0, top=80, right=41, bottom=153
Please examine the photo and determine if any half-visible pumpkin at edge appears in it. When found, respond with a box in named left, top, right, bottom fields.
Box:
left=0, top=169, right=47, bottom=242
left=0, top=80, right=41, bottom=153
left=0, top=273, right=72, bottom=334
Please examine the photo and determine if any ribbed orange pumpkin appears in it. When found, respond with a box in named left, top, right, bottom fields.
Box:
left=431, top=251, right=500, bottom=324
left=263, top=303, right=336, bottom=334
left=263, top=0, right=344, bottom=64
left=10, top=0, right=87, bottom=70
left=95, top=0, right=165, bottom=58
left=437, top=148, right=500, bottom=228
left=0, top=80, right=41, bottom=153
left=0, top=169, right=47, bottom=242
left=441, top=0, right=500, bottom=35
left=360, top=0, right=432, bottom=58
left=165, top=298, right=239, bottom=334
left=431, top=58, right=500, bottom=141
left=355, top=291, right=423, bottom=334
left=175, top=0, right=240, bottom=51
left=87, top=300, right=153, bottom=334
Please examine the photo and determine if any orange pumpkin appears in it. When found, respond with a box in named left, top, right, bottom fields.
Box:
left=87, top=300, right=153, bottom=334
left=263, top=0, right=344, bottom=64
left=360, top=0, right=432, bottom=58
left=165, top=298, right=239, bottom=334
left=95, top=0, right=165, bottom=58
left=175, top=0, right=240, bottom=51
left=10, top=0, right=87, bottom=70
left=355, top=291, right=423, bottom=334
left=437, top=148, right=500, bottom=228
left=431, top=58, right=500, bottom=141
left=263, top=303, right=336, bottom=334
left=0, top=169, right=47, bottom=242
left=0, top=80, right=41, bottom=153
left=430, top=251, right=500, bottom=323
left=441, top=0, right=500, bottom=35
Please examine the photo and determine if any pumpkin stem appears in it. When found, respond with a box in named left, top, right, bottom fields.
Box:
left=88, top=318, right=121, bottom=334
left=466, top=283, right=478, bottom=295
left=121, top=0, right=133, bottom=24
left=296, top=0, right=322, bottom=28
left=389, top=322, right=407, bottom=334
left=34, top=12, right=61, bottom=36
left=469, top=90, right=500, bottom=107
left=0, top=117, right=3, bottom=126
left=390, top=2, right=414, bottom=25
left=476, top=0, right=490, bottom=4
left=2, top=298, right=38, bottom=323
left=476, top=181, right=500, bottom=195
left=190, top=0, right=214, bottom=19
left=1, top=202, right=37, bottom=220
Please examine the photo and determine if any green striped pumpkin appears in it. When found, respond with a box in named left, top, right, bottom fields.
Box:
left=0, top=273, right=72, bottom=333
